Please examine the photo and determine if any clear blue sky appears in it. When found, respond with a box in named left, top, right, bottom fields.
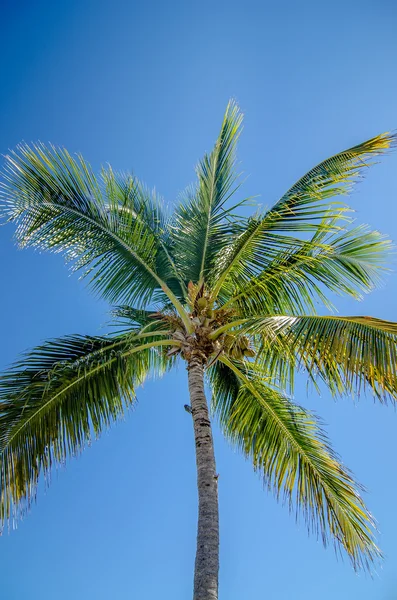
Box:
left=1, top=1, right=397, bottom=598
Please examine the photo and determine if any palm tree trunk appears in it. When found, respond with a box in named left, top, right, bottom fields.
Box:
left=187, top=353, right=219, bottom=600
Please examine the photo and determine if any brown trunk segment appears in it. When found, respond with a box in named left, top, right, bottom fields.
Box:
left=187, top=353, right=219, bottom=600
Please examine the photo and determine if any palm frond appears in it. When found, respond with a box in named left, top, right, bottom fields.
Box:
left=221, top=221, right=392, bottom=315
left=111, top=305, right=159, bottom=329
left=0, top=333, right=178, bottom=528
left=209, top=133, right=395, bottom=299
left=0, top=144, right=190, bottom=328
left=171, top=100, right=244, bottom=283
left=209, top=357, right=380, bottom=570
left=263, top=132, right=396, bottom=232
left=102, top=167, right=187, bottom=298
left=247, top=315, right=397, bottom=400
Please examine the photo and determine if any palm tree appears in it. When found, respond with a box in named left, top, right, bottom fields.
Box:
left=0, top=102, right=396, bottom=600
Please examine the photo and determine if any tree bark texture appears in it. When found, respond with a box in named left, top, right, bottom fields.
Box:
left=187, top=354, right=219, bottom=600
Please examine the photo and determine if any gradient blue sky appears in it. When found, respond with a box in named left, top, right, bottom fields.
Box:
left=1, top=1, right=397, bottom=598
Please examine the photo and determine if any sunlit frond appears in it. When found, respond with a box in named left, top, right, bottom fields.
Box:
left=210, top=132, right=396, bottom=300
left=0, top=144, right=189, bottom=326
left=171, top=100, right=245, bottom=283
left=222, top=222, right=392, bottom=315
left=209, top=358, right=380, bottom=570
left=263, top=132, right=396, bottom=232
left=246, top=315, right=397, bottom=400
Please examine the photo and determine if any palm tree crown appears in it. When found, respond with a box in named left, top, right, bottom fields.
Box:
left=0, top=101, right=396, bottom=574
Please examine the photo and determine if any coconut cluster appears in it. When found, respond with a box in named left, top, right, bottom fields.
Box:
left=161, top=282, right=256, bottom=364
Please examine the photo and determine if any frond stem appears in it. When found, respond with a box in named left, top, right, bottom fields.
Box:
left=208, top=319, right=249, bottom=340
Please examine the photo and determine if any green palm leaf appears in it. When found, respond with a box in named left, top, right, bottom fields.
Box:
left=102, top=167, right=187, bottom=298
left=264, top=132, right=395, bottom=231
left=209, top=357, right=380, bottom=570
left=0, top=144, right=190, bottom=328
left=247, top=315, right=397, bottom=400
left=210, top=132, right=395, bottom=300
left=222, top=222, right=392, bottom=314
left=171, top=100, right=245, bottom=283
left=0, top=332, right=178, bottom=527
